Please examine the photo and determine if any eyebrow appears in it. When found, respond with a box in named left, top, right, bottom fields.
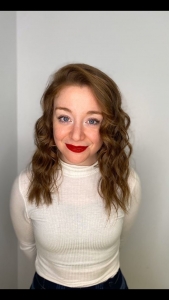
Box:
left=55, top=107, right=102, bottom=115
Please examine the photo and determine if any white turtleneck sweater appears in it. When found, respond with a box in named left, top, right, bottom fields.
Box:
left=10, top=161, right=141, bottom=288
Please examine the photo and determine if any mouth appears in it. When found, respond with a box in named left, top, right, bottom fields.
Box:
left=66, top=144, right=88, bottom=153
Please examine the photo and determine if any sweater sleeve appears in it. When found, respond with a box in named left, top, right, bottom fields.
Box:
left=9, top=175, right=37, bottom=261
left=120, top=170, right=141, bottom=244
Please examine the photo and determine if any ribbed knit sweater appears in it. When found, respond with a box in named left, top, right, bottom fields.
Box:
left=10, top=160, right=141, bottom=288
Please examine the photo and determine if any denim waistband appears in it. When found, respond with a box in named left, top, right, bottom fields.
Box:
left=30, top=268, right=128, bottom=289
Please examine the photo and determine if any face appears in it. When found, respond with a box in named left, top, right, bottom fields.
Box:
left=53, top=85, right=103, bottom=166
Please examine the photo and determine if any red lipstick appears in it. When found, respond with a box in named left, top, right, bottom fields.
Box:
left=66, top=144, right=88, bottom=153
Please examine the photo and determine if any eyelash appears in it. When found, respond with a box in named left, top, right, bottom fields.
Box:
left=87, top=119, right=100, bottom=125
left=57, top=116, right=100, bottom=125
left=57, top=116, right=70, bottom=123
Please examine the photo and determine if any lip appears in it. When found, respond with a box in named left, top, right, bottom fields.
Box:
left=66, top=144, right=88, bottom=153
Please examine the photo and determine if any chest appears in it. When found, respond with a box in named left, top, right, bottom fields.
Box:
left=28, top=196, right=124, bottom=252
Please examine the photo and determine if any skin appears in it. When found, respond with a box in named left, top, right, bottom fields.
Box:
left=53, top=85, right=103, bottom=166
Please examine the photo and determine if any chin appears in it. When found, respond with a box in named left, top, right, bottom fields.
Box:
left=62, top=155, right=93, bottom=166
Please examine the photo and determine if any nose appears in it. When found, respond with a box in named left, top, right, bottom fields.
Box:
left=70, top=122, right=85, bottom=141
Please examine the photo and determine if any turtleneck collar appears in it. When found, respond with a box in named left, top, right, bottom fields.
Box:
left=60, top=160, right=99, bottom=178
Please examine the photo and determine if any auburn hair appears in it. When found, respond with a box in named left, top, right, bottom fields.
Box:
left=27, top=63, right=132, bottom=215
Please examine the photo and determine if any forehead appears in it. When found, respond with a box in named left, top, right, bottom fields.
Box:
left=54, top=85, right=102, bottom=111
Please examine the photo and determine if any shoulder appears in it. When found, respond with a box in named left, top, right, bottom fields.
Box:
left=19, top=169, right=32, bottom=183
left=127, top=168, right=141, bottom=210
left=128, top=168, right=141, bottom=192
left=12, top=169, right=32, bottom=197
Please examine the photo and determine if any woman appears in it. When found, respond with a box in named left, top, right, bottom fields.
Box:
left=10, top=63, right=141, bottom=289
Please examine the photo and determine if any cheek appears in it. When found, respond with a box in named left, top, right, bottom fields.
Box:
left=88, top=129, right=102, bottom=143
left=53, top=124, right=68, bottom=141
left=53, top=125, right=61, bottom=141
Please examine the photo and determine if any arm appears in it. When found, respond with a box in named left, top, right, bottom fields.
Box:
left=9, top=175, right=37, bottom=261
left=120, top=170, right=141, bottom=244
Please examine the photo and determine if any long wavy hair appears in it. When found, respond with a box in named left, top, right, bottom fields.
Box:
left=27, top=63, right=132, bottom=215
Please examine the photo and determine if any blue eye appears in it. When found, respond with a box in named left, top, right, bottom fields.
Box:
left=58, top=116, right=70, bottom=122
left=88, top=119, right=100, bottom=125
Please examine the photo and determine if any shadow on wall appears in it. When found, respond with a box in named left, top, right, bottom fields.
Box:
left=121, top=145, right=168, bottom=289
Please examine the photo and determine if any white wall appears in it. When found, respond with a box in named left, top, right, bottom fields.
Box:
left=0, top=11, right=17, bottom=289
left=15, top=11, right=169, bottom=289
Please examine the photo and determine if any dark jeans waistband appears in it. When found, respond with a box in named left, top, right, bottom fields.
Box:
left=30, top=268, right=128, bottom=289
